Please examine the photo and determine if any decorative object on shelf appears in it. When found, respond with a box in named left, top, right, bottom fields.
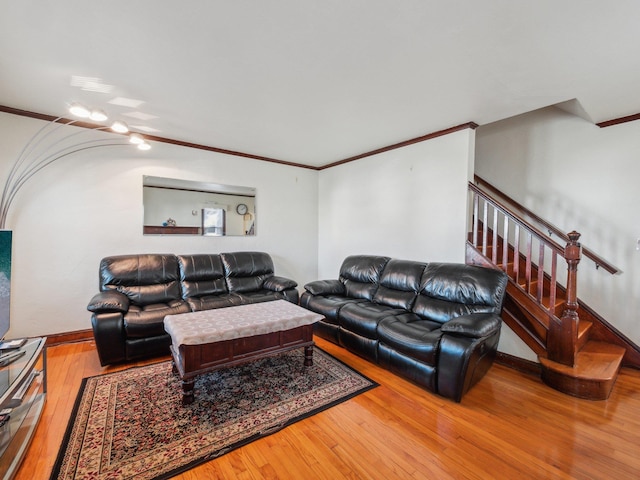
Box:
left=163, top=218, right=176, bottom=227
left=0, top=103, right=151, bottom=229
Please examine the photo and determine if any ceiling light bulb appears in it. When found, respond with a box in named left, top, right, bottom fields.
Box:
left=137, top=141, right=151, bottom=151
left=129, top=133, right=144, bottom=145
left=69, top=103, right=91, bottom=118
left=110, top=120, right=129, bottom=133
left=89, top=109, right=108, bottom=122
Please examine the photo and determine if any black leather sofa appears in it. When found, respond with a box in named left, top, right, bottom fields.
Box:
left=299, top=255, right=508, bottom=401
left=87, top=251, right=299, bottom=366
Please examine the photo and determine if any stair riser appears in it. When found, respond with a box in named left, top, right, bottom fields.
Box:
left=540, top=367, right=620, bottom=401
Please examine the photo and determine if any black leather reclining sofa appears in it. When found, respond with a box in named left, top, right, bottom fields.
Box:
left=87, top=251, right=298, bottom=366
left=300, top=255, right=508, bottom=402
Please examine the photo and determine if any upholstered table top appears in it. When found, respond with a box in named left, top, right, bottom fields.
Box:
left=164, top=300, right=323, bottom=346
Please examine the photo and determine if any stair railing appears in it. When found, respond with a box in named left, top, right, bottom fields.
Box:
left=473, top=175, right=621, bottom=275
left=468, top=182, right=582, bottom=366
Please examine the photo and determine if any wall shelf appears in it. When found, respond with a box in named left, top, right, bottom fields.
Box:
left=143, top=225, right=201, bottom=235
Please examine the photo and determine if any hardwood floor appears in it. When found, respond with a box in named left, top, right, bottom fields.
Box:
left=16, top=337, right=640, bottom=479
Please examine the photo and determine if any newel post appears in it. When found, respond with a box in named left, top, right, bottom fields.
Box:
left=548, top=231, right=582, bottom=366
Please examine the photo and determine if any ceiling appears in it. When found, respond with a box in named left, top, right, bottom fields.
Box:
left=2, top=1, right=640, bottom=168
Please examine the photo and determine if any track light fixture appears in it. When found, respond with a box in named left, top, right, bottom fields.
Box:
left=68, top=103, right=91, bottom=118
left=68, top=103, right=149, bottom=148
left=110, top=120, right=129, bottom=133
left=89, top=109, right=107, bottom=122
left=129, top=133, right=144, bottom=145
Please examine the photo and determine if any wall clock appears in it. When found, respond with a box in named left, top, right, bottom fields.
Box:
left=236, top=203, right=248, bottom=215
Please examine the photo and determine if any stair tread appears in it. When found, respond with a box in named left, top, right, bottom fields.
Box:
left=578, top=320, right=592, bottom=337
left=539, top=341, right=625, bottom=381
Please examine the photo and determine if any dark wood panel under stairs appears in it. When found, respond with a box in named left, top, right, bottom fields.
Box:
left=467, top=234, right=626, bottom=401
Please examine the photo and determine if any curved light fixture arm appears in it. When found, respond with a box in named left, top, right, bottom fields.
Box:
left=8, top=137, right=122, bottom=201
left=0, top=109, right=149, bottom=230
left=10, top=126, right=111, bottom=187
left=0, top=117, right=69, bottom=217
left=0, top=140, right=129, bottom=229
left=1, top=121, right=104, bottom=224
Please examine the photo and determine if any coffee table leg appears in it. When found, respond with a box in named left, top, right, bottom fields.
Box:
left=182, top=378, right=195, bottom=405
left=304, top=345, right=314, bottom=366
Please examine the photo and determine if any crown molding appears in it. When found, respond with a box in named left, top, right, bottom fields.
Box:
left=596, top=113, right=640, bottom=128
left=0, top=105, right=477, bottom=170
left=318, top=122, right=479, bottom=170
left=0, top=105, right=312, bottom=170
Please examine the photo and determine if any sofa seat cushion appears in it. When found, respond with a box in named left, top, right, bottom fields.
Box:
left=377, top=313, right=444, bottom=365
left=186, top=293, right=241, bottom=312
left=339, top=301, right=406, bottom=338
left=124, top=301, right=190, bottom=338
left=235, top=290, right=288, bottom=304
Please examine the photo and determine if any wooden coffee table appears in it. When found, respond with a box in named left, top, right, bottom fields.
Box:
left=164, top=300, right=323, bottom=405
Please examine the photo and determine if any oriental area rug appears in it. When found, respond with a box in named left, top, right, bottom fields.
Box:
left=50, top=347, right=377, bottom=480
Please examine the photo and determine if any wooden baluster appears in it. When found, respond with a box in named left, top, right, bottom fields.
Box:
left=547, top=231, right=582, bottom=366
left=492, top=207, right=498, bottom=264
left=482, top=200, right=488, bottom=257
left=502, top=215, right=509, bottom=271
left=537, top=243, right=544, bottom=303
left=549, top=252, right=558, bottom=316
left=472, top=192, right=479, bottom=247
left=525, top=232, right=533, bottom=294
left=513, top=224, right=520, bottom=283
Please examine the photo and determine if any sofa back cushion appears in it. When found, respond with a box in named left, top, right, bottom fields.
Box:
left=373, top=259, right=426, bottom=310
left=99, top=254, right=182, bottom=305
left=412, top=263, right=508, bottom=323
left=177, top=254, right=228, bottom=299
left=221, top=251, right=274, bottom=293
left=338, top=255, right=390, bottom=301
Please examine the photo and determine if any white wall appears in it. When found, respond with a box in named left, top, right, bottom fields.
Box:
left=0, top=112, right=319, bottom=338
left=476, top=106, right=640, bottom=359
left=317, top=128, right=475, bottom=277
left=0, top=113, right=479, bottom=341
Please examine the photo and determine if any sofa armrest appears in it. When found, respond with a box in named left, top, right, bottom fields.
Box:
left=440, top=312, right=502, bottom=338
left=91, top=311, right=127, bottom=366
left=263, top=275, right=298, bottom=292
left=437, top=313, right=502, bottom=401
left=303, top=279, right=345, bottom=296
left=87, top=291, right=130, bottom=313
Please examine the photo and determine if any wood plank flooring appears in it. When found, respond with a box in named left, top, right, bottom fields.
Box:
left=15, top=336, right=640, bottom=479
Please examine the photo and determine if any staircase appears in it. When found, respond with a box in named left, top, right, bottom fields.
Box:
left=466, top=178, right=639, bottom=400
